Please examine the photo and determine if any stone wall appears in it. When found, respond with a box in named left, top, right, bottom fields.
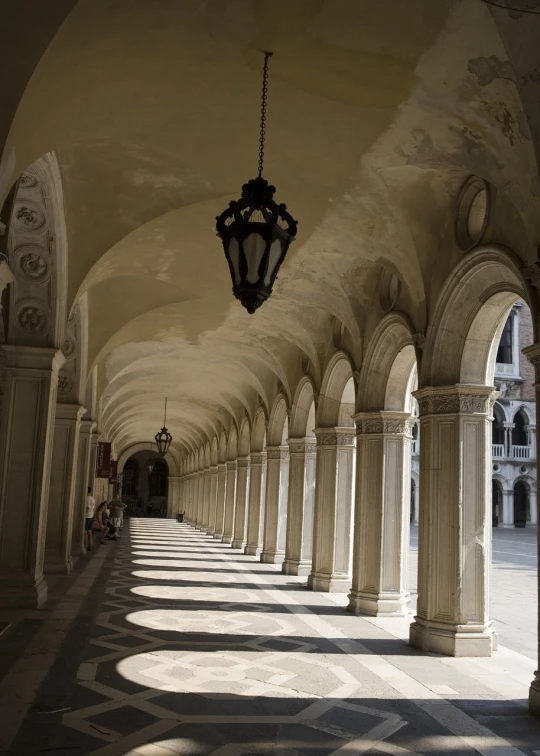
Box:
left=519, top=304, right=535, bottom=402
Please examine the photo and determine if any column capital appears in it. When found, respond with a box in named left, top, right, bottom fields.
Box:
left=353, top=411, right=413, bottom=437
left=287, top=437, right=317, bottom=455
left=413, top=384, right=496, bottom=417
left=55, top=403, right=86, bottom=422
left=210, top=465, right=218, bottom=473
left=236, top=456, right=250, bottom=469
left=313, top=427, right=355, bottom=447
left=250, top=451, right=266, bottom=465
left=218, top=463, right=227, bottom=473
left=266, top=445, right=289, bottom=460
left=203, top=468, right=211, bottom=477
left=3, top=344, right=65, bottom=373
left=226, top=460, right=237, bottom=471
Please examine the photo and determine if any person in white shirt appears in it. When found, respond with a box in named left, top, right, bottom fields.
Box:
left=85, top=487, right=96, bottom=551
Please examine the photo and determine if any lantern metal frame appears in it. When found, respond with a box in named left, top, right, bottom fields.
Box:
left=155, top=397, right=172, bottom=457
left=216, top=51, right=297, bottom=314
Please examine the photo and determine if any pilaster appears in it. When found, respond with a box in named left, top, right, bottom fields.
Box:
left=232, top=457, right=250, bottom=549
left=71, top=418, right=95, bottom=558
left=308, top=427, right=356, bottom=592
left=168, top=476, right=180, bottom=518
left=409, top=384, right=497, bottom=657
left=348, top=412, right=413, bottom=616
left=245, top=452, right=266, bottom=556
left=200, top=468, right=211, bottom=531
left=222, top=460, right=237, bottom=543
left=283, top=438, right=316, bottom=576
left=45, top=403, right=85, bottom=573
left=0, top=345, right=64, bottom=607
left=261, top=446, right=289, bottom=564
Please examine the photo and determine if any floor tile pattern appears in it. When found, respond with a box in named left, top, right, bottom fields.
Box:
left=3, top=520, right=540, bottom=755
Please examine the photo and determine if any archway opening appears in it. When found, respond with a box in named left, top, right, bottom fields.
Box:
left=121, top=451, right=169, bottom=518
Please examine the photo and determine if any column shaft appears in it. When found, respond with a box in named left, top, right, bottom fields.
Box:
left=71, top=419, right=94, bottom=559
left=501, top=489, right=515, bottom=528
left=409, top=385, right=497, bottom=656
left=261, top=446, right=289, bottom=564
left=232, top=457, right=250, bottom=549
left=222, top=460, right=237, bottom=544
left=308, top=428, right=356, bottom=592
left=245, top=452, right=266, bottom=556
left=214, top=463, right=227, bottom=539
left=0, top=346, right=64, bottom=607
left=348, top=412, right=412, bottom=616
left=200, top=469, right=211, bottom=530
left=283, top=438, right=316, bottom=576
left=207, top=466, right=218, bottom=535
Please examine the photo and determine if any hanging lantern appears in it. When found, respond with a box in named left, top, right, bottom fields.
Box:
left=155, top=397, right=172, bottom=457
left=146, top=457, right=155, bottom=475
left=216, top=52, right=297, bottom=314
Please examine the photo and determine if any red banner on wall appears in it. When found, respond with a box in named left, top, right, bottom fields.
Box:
left=109, top=460, right=118, bottom=484
left=96, top=442, right=111, bottom=478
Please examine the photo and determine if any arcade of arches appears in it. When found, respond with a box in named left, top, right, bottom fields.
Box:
left=1, top=1, right=540, bottom=751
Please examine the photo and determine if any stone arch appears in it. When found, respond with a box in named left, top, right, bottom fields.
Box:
left=117, top=441, right=179, bottom=476
left=238, top=416, right=251, bottom=457
left=421, top=246, right=532, bottom=387
left=289, top=376, right=316, bottom=438
left=317, top=351, right=355, bottom=427
left=5, top=152, right=68, bottom=350
left=210, top=436, right=218, bottom=466
left=250, top=406, right=267, bottom=452
left=218, top=432, right=228, bottom=464
left=267, top=394, right=289, bottom=447
left=203, top=441, right=211, bottom=468
left=227, top=426, right=238, bottom=461
left=358, top=313, right=417, bottom=413
left=511, top=404, right=533, bottom=424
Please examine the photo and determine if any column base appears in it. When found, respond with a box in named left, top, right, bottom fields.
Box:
left=282, top=559, right=312, bottom=576
left=347, top=589, right=411, bottom=617
left=261, top=550, right=285, bottom=565
left=44, top=555, right=73, bottom=574
left=222, top=535, right=233, bottom=544
left=231, top=539, right=246, bottom=550
left=529, top=674, right=540, bottom=717
left=213, top=532, right=223, bottom=540
left=206, top=528, right=215, bottom=536
left=0, top=574, right=48, bottom=608
left=409, top=617, right=497, bottom=657
left=499, top=523, right=515, bottom=529
left=307, top=572, right=351, bottom=593
left=245, top=545, right=262, bottom=557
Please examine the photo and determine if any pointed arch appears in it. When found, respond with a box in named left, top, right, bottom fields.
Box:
left=289, top=376, right=316, bottom=438
left=267, top=394, right=289, bottom=446
left=250, top=406, right=267, bottom=452
left=317, top=351, right=355, bottom=427
left=238, top=416, right=251, bottom=457
left=227, top=426, right=238, bottom=461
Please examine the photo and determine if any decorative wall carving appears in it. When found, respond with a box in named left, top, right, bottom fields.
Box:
left=250, top=452, right=266, bottom=465
left=17, top=303, right=49, bottom=334
left=288, top=438, right=317, bottom=454
left=226, top=461, right=237, bottom=470
left=355, top=416, right=414, bottom=435
left=19, top=173, right=38, bottom=189
left=62, top=338, right=76, bottom=361
left=13, top=246, right=52, bottom=286
left=58, top=373, right=74, bottom=395
left=237, top=457, right=250, bottom=468
left=13, top=202, right=46, bottom=232
left=266, top=446, right=289, bottom=460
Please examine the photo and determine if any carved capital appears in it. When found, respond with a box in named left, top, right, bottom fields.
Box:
left=414, top=385, right=496, bottom=416
left=226, top=460, right=237, bottom=471
left=354, top=412, right=414, bottom=436
left=266, top=446, right=289, bottom=460
left=314, top=427, right=356, bottom=446
left=237, top=457, right=250, bottom=469
left=287, top=437, right=317, bottom=455
left=218, top=463, right=227, bottom=473
left=250, top=451, right=266, bottom=465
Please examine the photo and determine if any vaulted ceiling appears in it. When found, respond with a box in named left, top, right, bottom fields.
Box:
left=1, top=0, right=539, bottom=457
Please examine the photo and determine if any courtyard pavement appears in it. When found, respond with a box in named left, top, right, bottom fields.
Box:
left=0, top=519, right=539, bottom=755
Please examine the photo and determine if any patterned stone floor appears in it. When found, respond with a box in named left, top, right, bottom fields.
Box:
left=2, top=519, right=540, bottom=755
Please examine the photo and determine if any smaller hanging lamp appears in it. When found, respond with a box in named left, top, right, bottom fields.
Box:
left=216, top=52, right=297, bottom=314
left=146, top=457, right=155, bottom=475
left=155, top=397, right=172, bottom=457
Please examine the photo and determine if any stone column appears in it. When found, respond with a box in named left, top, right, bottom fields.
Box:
left=207, top=465, right=218, bottom=535
left=200, top=469, right=211, bottom=531
left=0, top=345, right=64, bottom=607
left=261, top=446, right=289, bottom=564
left=222, top=460, right=237, bottom=544
left=283, top=438, right=317, bottom=576
left=194, top=472, right=202, bottom=527
left=245, top=452, right=266, bottom=556
left=71, top=418, right=94, bottom=558
left=348, top=412, right=413, bottom=616
left=529, top=490, right=537, bottom=526
left=89, top=430, right=99, bottom=492
left=232, top=457, right=250, bottom=549
left=214, top=463, right=227, bottom=539
left=168, top=476, right=180, bottom=518
left=308, top=428, right=356, bottom=592
left=187, top=474, right=195, bottom=522
left=409, top=385, right=497, bottom=657
left=45, top=403, right=85, bottom=573
left=500, top=488, right=515, bottom=528
left=523, top=343, right=540, bottom=714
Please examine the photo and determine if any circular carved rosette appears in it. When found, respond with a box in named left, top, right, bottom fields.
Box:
left=12, top=245, right=52, bottom=285
left=58, top=373, right=74, bottom=395
left=15, top=300, right=50, bottom=336
left=12, top=201, right=47, bottom=232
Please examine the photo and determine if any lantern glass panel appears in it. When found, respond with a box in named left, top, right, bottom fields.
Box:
left=264, top=239, right=283, bottom=286
left=244, top=232, right=266, bottom=284
left=228, top=237, right=241, bottom=284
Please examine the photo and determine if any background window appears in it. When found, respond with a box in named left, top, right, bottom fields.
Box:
left=497, top=315, right=513, bottom=364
